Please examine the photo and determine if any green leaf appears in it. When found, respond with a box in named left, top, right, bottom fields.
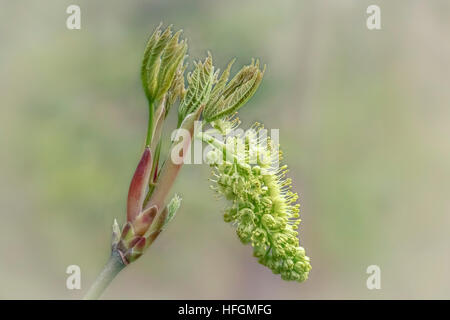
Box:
left=178, top=53, right=216, bottom=124
left=140, top=24, right=188, bottom=104
left=203, top=59, right=265, bottom=122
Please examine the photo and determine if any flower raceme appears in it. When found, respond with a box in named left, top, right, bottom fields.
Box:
left=199, top=122, right=311, bottom=282
left=141, top=24, right=187, bottom=104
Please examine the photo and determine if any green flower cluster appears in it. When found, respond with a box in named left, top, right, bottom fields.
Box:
left=202, top=124, right=311, bottom=282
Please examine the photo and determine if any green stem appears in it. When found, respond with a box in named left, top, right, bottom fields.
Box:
left=83, top=251, right=126, bottom=300
left=145, top=100, right=155, bottom=146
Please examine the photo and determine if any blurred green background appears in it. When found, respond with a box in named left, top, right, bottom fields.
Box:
left=1, top=0, right=449, bottom=299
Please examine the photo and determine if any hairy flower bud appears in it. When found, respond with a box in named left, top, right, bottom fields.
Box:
left=141, top=24, right=188, bottom=103
left=178, top=53, right=215, bottom=124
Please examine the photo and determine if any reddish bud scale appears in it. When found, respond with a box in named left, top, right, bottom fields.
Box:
left=133, top=205, right=158, bottom=236
left=145, top=230, right=161, bottom=250
left=128, top=236, right=144, bottom=249
left=127, top=147, right=153, bottom=222
left=153, top=162, right=159, bottom=182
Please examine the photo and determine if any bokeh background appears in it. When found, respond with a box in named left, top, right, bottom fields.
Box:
left=1, top=0, right=449, bottom=299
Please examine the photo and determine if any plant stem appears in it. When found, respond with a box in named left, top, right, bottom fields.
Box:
left=83, top=251, right=126, bottom=300
left=145, top=100, right=155, bottom=146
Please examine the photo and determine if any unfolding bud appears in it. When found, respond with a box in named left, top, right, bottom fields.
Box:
left=178, top=53, right=215, bottom=124
left=141, top=24, right=188, bottom=102
left=203, top=59, right=265, bottom=122
left=127, top=147, right=152, bottom=222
